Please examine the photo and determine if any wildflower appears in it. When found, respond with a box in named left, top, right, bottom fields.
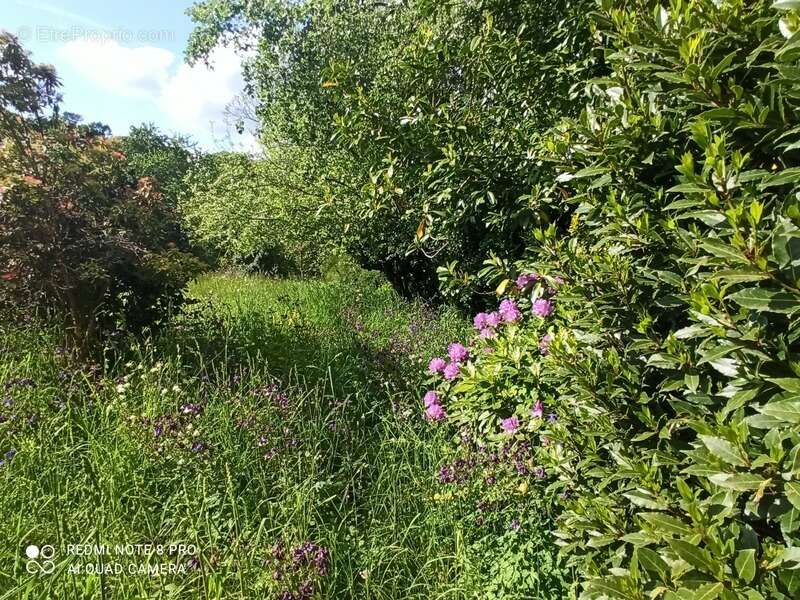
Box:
left=428, top=357, right=446, bottom=374
left=443, top=363, right=460, bottom=380
left=501, top=416, right=520, bottom=434
left=510, top=519, right=521, bottom=531
left=532, top=298, right=554, bottom=317
left=485, top=312, right=501, bottom=328
left=479, top=327, right=496, bottom=339
left=534, top=466, right=546, bottom=479
left=499, top=299, right=522, bottom=323
left=425, top=402, right=446, bottom=422
left=547, top=413, right=558, bottom=423
left=473, top=312, right=489, bottom=330
left=539, top=334, right=553, bottom=355
left=516, top=272, right=539, bottom=289
left=447, top=342, right=469, bottom=363
left=532, top=401, right=544, bottom=419
left=423, top=390, right=439, bottom=407
left=191, top=441, right=206, bottom=453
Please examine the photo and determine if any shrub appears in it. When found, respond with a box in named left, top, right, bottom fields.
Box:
left=180, top=150, right=345, bottom=276
left=0, top=33, right=204, bottom=351
left=424, top=1, right=800, bottom=598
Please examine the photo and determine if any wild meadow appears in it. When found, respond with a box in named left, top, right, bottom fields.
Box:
left=0, top=273, right=485, bottom=599
left=5, top=0, right=800, bottom=598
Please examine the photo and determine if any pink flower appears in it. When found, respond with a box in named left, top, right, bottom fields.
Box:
left=423, top=391, right=439, bottom=407
left=428, top=357, right=446, bottom=374
left=532, top=298, right=554, bottom=317
left=443, top=363, right=461, bottom=380
left=425, top=403, right=446, bottom=422
left=485, top=312, right=501, bottom=328
left=531, top=400, right=544, bottom=419
left=501, top=416, right=520, bottom=434
left=448, top=343, right=469, bottom=363
left=516, top=273, right=539, bottom=289
left=539, top=334, right=553, bottom=355
left=479, top=327, right=496, bottom=339
left=473, top=312, right=489, bottom=330
left=553, top=276, right=565, bottom=285
left=499, top=299, right=522, bottom=323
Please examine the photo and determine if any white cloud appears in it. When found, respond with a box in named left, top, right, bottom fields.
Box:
left=55, top=39, right=256, bottom=150
left=57, top=39, right=173, bottom=97
left=159, top=46, right=246, bottom=141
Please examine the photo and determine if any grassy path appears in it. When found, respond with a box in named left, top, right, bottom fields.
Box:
left=0, top=274, right=470, bottom=599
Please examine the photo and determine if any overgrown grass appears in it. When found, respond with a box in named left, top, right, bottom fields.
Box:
left=0, top=273, right=481, bottom=599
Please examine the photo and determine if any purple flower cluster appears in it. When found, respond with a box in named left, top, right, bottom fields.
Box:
left=270, top=539, right=330, bottom=600
left=516, top=272, right=539, bottom=289
left=424, top=391, right=446, bottom=422
left=532, top=298, right=554, bottom=317
left=498, top=299, right=522, bottom=323
left=255, top=383, right=290, bottom=410
left=501, top=416, right=520, bottom=434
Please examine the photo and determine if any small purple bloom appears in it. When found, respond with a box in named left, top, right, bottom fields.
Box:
left=443, top=363, right=461, bottom=380
left=534, top=466, right=546, bottom=479
left=547, top=412, right=558, bottom=423
left=485, top=312, right=501, bottom=328
left=501, top=416, right=520, bottom=434
left=428, top=357, right=447, bottom=374
left=499, top=299, right=522, bottom=323
left=539, top=334, right=553, bottom=355
left=516, top=273, right=539, bottom=289
left=447, top=343, right=469, bottom=363
left=532, top=401, right=544, bottom=419
left=510, top=519, right=521, bottom=531
left=473, top=312, right=489, bottom=330
left=532, top=298, right=554, bottom=317
left=423, top=391, right=439, bottom=407
left=425, top=403, right=446, bottom=422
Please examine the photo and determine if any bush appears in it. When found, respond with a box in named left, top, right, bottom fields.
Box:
left=0, top=33, right=204, bottom=351
left=180, top=150, right=345, bottom=276
left=423, top=1, right=800, bottom=598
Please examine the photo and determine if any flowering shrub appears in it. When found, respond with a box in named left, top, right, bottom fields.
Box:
left=0, top=33, right=204, bottom=351
left=423, top=1, right=800, bottom=598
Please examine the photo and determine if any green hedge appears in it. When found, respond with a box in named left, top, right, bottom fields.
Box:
left=430, top=1, right=800, bottom=598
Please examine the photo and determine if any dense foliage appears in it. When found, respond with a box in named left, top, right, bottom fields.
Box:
left=422, top=1, right=800, bottom=598
left=0, top=33, right=203, bottom=350
left=186, top=0, right=598, bottom=299
left=180, top=149, right=345, bottom=275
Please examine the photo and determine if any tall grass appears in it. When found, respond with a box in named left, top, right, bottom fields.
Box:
left=0, top=273, right=475, bottom=599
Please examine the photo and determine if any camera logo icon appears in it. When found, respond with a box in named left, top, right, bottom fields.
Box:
left=25, top=545, right=55, bottom=575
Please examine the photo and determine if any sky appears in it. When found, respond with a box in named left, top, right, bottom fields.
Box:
left=1, top=0, right=258, bottom=151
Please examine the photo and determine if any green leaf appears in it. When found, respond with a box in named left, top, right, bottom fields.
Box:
left=700, top=239, right=748, bottom=263
left=758, top=399, right=800, bottom=423
left=637, top=547, right=669, bottom=583
left=639, top=512, right=694, bottom=537
left=767, top=377, right=800, bottom=393
left=774, top=1, right=800, bottom=10
left=668, top=539, right=720, bottom=577
left=699, top=435, right=747, bottom=467
left=786, top=481, right=800, bottom=510
left=708, top=473, right=770, bottom=491
left=728, top=288, right=800, bottom=314
left=760, top=167, right=800, bottom=189
left=735, top=549, right=756, bottom=584
left=693, top=583, right=724, bottom=600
